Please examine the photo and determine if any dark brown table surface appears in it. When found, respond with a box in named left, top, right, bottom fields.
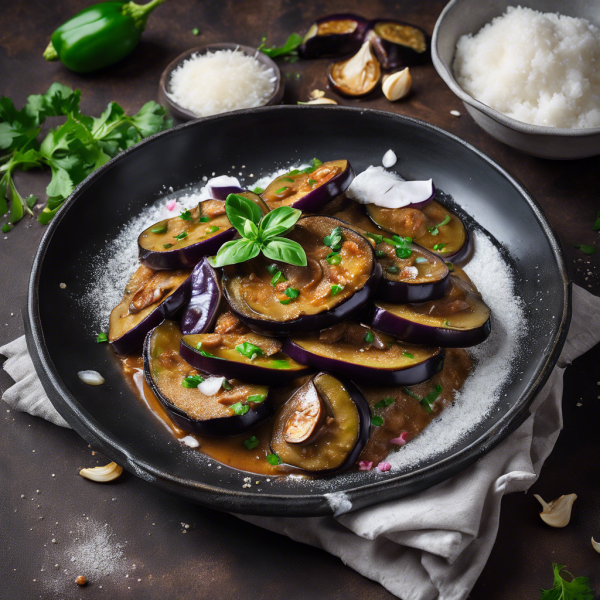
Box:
left=1, top=1, right=599, bottom=598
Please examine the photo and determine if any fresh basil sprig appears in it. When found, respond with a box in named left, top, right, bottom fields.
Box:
left=209, top=194, right=307, bottom=268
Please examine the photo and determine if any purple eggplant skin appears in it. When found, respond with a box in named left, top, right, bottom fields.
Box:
left=110, top=275, right=193, bottom=356
left=180, top=258, right=222, bottom=335
left=368, top=303, right=491, bottom=348
left=365, top=19, right=430, bottom=69
left=282, top=339, right=445, bottom=386
left=299, top=14, right=368, bottom=59
left=442, top=224, right=472, bottom=264
left=272, top=373, right=371, bottom=476
left=179, top=340, right=313, bottom=386
left=225, top=263, right=382, bottom=338
left=408, top=182, right=436, bottom=211
left=138, top=226, right=236, bottom=271
left=208, top=185, right=244, bottom=201
left=142, top=330, right=274, bottom=437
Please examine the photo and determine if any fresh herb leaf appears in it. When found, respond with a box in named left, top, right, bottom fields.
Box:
left=174, top=231, right=188, bottom=241
left=266, top=452, right=283, bottom=465
left=331, top=284, right=344, bottom=296
left=258, top=33, right=303, bottom=59
left=279, top=177, right=294, bottom=183
left=225, top=193, right=262, bottom=234
left=231, top=402, right=249, bottom=416
left=280, top=287, right=300, bottom=304
left=324, top=227, right=342, bottom=252
left=445, top=262, right=454, bottom=271
left=163, top=243, right=173, bottom=249
left=182, top=374, right=204, bottom=388
left=179, top=209, right=192, bottom=221
left=199, top=215, right=210, bottom=223
left=593, top=210, right=600, bottom=232
left=311, top=158, right=323, bottom=168
left=374, top=397, right=394, bottom=409
left=384, top=235, right=412, bottom=258
left=244, top=436, right=259, bottom=450
left=259, top=205, right=302, bottom=239
left=274, top=186, right=288, bottom=194
left=1, top=223, right=13, bottom=233
left=365, top=232, right=383, bottom=244
left=247, top=394, right=267, bottom=404
left=403, top=351, right=415, bottom=359
left=403, top=387, right=422, bottom=402
left=540, top=563, right=594, bottom=600
left=444, top=320, right=451, bottom=327
left=396, top=246, right=411, bottom=259
left=574, top=243, right=595, bottom=255
left=420, top=384, right=443, bottom=414
left=236, top=342, right=265, bottom=360
left=151, top=224, right=168, bottom=234
left=433, top=243, right=447, bottom=251
left=206, top=225, right=220, bottom=234
left=195, top=342, right=217, bottom=358
left=96, top=332, right=108, bottom=343
left=262, top=237, right=307, bottom=266
left=371, top=415, right=384, bottom=426
left=208, top=238, right=260, bottom=268
left=327, top=252, right=341, bottom=265
left=271, top=270, right=286, bottom=287
left=428, top=215, right=450, bottom=236
left=308, top=178, right=317, bottom=187
left=364, top=330, right=374, bottom=344
left=271, top=359, right=290, bottom=369
left=252, top=186, right=264, bottom=194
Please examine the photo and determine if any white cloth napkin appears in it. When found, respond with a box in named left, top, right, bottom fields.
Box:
left=3, top=285, right=600, bottom=600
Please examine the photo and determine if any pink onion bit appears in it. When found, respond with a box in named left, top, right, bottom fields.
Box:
left=390, top=431, right=412, bottom=446
left=166, top=199, right=177, bottom=211
left=377, top=461, right=392, bottom=472
left=358, top=460, right=373, bottom=471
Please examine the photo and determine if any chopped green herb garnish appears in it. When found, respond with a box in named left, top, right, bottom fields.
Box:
left=274, top=186, right=288, bottom=194
left=324, top=226, right=343, bottom=252
left=396, top=247, right=412, bottom=259
left=593, top=210, right=600, bottom=231
left=386, top=266, right=400, bottom=274
left=384, top=235, right=412, bottom=258
left=192, top=27, right=199, bottom=35
left=287, top=169, right=300, bottom=176
left=258, top=33, right=303, bottom=59
left=428, top=215, right=451, bottom=236
left=403, top=387, right=422, bottom=402
left=231, top=402, right=249, bottom=415
left=266, top=453, right=282, bottom=465
left=371, top=415, right=384, bottom=426
left=206, top=225, right=219, bottom=234
left=174, top=231, right=188, bottom=240
left=375, top=249, right=387, bottom=258
left=330, top=284, right=344, bottom=296
left=327, top=252, right=342, bottom=265
left=374, top=397, right=394, bottom=409
left=279, top=177, right=295, bottom=183
left=236, top=342, right=265, bottom=360
left=1, top=223, right=14, bottom=233
left=244, top=436, right=259, bottom=450
left=182, top=374, right=204, bottom=388
left=433, top=243, right=446, bottom=251
left=403, top=351, right=414, bottom=359
left=311, top=158, right=323, bottom=168
left=444, top=320, right=451, bottom=327
left=163, top=243, right=173, bottom=249
left=365, top=232, right=383, bottom=244
left=96, top=332, right=108, bottom=343
left=280, top=287, right=300, bottom=304
left=402, top=385, right=443, bottom=413
left=222, top=379, right=232, bottom=391
left=271, top=359, right=290, bottom=369
left=151, top=224, right=168, bottom=234
left=199, top=216, right=210, bottom=223
left=574, top=243, right=596, bottom=255
left=364, top=330, right=374, bottom=344
left=247, top=394, right=267, bottom=404
left=252, top=187, right=265, bottom=195
left=179, top=209, right=192, bottom=221
left=307, top=178, right=317, bottom=187
left=445, top=262, right=454, bottom=271
left=414, top=257, right=428, bottom=264
left=266, top=264, right=279, bottom=275
left=271, top=270, right=287, bottom=287
left=195, top=342, right=217, bottom=358
left=540, top=563, right=594, bottom=600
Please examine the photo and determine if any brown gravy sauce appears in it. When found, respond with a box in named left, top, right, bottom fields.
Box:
left=119, top=348, right=473, bottom=476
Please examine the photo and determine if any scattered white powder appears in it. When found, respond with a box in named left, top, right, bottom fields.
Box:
left=167, top=49, right=276, bottom=118
left=324, top=491, right=353, bottom=515
left=454, top=6, right=600, bottom=128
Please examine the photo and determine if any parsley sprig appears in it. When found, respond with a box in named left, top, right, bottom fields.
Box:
left=540, top=563, right=594, bottom=600
left=208, top=194, right=307, bottom=268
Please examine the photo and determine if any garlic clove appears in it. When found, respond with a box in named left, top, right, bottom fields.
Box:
left=592, top=537, right=600, bottom=554
left=533, top=493, right=577, bottom=527
left=77, top=370, right=105, bottom=385
left=80, top=462, right=123, bottom=483
left=382, top=68, right=412, bottom=101
left=309, top=89, right=326, bottom=100
left=328, top=40, right=381, bottom=97
left=298, top=98, right=338, bottom=105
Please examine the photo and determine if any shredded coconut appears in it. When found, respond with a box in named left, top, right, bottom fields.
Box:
left=167, top=49, right=276, bottom=118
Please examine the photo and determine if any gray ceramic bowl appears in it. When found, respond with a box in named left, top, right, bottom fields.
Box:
left=158, top=43, right=284, bottom=122
left=432, top=0, right=600, bottom=159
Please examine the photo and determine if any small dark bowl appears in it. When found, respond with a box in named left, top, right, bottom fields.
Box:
left=158, top=43, right=284, bottom=122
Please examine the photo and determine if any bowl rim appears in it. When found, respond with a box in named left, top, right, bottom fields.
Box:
left=158, top=42, right=284, bottom=122
left=25, top=105, right=571, bottom=516
left=431, top=0, right=600, bottom=138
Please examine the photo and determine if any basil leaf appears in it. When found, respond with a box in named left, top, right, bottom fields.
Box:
left=225, top=193, right=262, bottom=234
left=209, top=239, right=260, bottom=268
left=262, top=237, right=307, bottom=266
left=259, top=205, right=302, bottom=239
left=242, top=218, right=259, bottom=241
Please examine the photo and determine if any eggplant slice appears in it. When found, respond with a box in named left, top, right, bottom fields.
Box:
left=144, top=321, right=272, bottom=436
left=180, top=332, right=311, bottom=386
left=282, top=323, right=444, bottom=386
left=270, top=372, right=370, bottom=474
left=180, top=258, right=222, bottom=335
left=369, top=268, right=491, bottom=347
left=365, top=20, right=429, bottom=68
left=299, top=14, right=368, bottom=59
left=223, top=215, right=381, bottom=336
left=262, top=160, right=354, bottom=213
left=109, top=265, right=192, bottom=355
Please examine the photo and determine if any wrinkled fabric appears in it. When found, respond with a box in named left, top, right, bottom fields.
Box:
left=3, top=285, right=600, bottom=600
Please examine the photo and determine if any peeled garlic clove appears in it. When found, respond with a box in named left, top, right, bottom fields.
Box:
left=592, top=537, right=600, bottom=554
left=80, top=462, right=123, bottom=482
left=309, top=89, right=326, bottom=100
left=328, top=40, right=381, bottom=97
left=382, top=68, right=412, bottom=101
left=298, top=98, right=338, bottom=105
left=78, top=370, right=105, bottom=385
left=533, top=493, right=577, bottom=527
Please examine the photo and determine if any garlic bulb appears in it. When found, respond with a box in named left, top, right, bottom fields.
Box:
left=533, top=493, right=577, bottom=527
left=382, top=68, right=412, bottom=101
left=592, top=537, right=600, bottom=554
left=80, top=462, right=123, bottom=482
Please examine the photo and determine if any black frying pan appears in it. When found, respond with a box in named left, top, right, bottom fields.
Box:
left=25, top=106, right=570, bottom=516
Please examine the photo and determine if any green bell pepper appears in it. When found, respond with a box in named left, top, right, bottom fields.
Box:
left=43, top=0, right=165, bottom=73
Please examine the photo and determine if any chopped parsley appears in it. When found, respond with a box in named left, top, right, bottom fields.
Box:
left=326, top=252, right=341, bottom=265
left=403, top=351, right=415, bottom=359
left=95, top=332, right=108, bottom=343
left=247, top=393, right=267, bottom=404
left=574, top=243, right=596, bottom=255
left=199, top=215, right=210, bottom=223
left=384, top=235, right=412, bottom=259
left=364, top=330, right=374, bottom=344
left=374, top=397, right=394, bottom=409
left=243, top=436, right=259, bottom=450
left=365, top=232, right=383, bottom=244
left=330, top=284, right=344, bottom=296
left=280, top=287, right=300, bottom=304
left=182, top=374, right=204, bottom=388
left=174, top=231, right=188, bottom=240
left=252, top=186, right=265, bottom=194
left=271, top=359, right=290, bottom=369
left=266, top=453, right=282, bottom=465
left=371, top=415, right=384, bottom=426
left=428, top=215, right=450, bottom=236
left=274, top=186, right=288, bottom=194
left=324, top=226, right=342, bottom=252
left=163, top=243, right=173, bottom=249
left=231, top=402, right=249, bottom=415
left=235, top=342, right=265, bottom=360
left=270, top=270, right=286, bottom=287
left=540, top=563, right=594, bottom=600
left=179, top=209, right=192, bottom=221
left=151, top=224, right=168, bottom=234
